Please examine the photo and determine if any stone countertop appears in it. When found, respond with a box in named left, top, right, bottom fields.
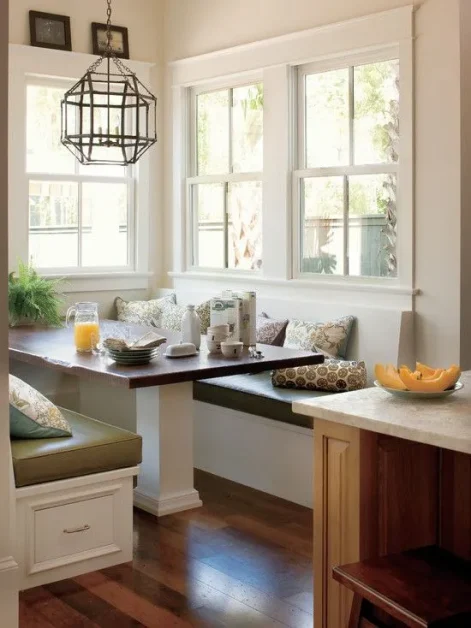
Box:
left=293, top=371, right=471, bottom=455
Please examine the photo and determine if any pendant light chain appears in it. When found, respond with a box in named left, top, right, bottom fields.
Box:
left=106, top=0, right=113, bottom=53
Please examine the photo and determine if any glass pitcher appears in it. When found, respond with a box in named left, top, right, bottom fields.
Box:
left=66, top=302, right=100, bottom=353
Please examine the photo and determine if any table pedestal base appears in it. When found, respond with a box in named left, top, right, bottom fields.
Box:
left=133, top=382, right=202, bottom=517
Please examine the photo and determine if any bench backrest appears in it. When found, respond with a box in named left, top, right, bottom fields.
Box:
left=157, top=287, right=414, bottom=378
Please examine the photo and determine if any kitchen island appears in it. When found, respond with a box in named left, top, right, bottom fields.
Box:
left=294, top=373, right=471, bottom=628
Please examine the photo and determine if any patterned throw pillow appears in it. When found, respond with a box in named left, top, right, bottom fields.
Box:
left=256, top=313, right=289, bottom=346
left=159, top=300, right=211, bottom=334
left=9, top=375, right=72, bottom=439
left=115, top=294, right=175, bottom=326
left=272, top=359, right=367, bottom=393
left=284, top=315, right=355, bottom=358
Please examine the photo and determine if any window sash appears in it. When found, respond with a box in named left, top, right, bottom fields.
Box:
left=26, top=78, right=136, bottom=273
left=27, top=174, right=135, bottom=273
left=187, top=175, right=262, bottom=272
left=188, top=79, right=263, bottom=271
left=294, top=51, right=400, bottom=279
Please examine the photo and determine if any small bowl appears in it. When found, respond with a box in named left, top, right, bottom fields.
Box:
left=207, top=339, right=222, bottom=354
left=221, top=341, right=243, bottom=358
left=208, top=324, right=230, bottom=335
left=207, top=332, right=230, bottom=343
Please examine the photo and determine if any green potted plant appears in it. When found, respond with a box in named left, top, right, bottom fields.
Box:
left=8, top=261, right=64, bottom=327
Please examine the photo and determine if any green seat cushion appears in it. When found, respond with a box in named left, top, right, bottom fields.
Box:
left=11, top=408, right=142, bottom=488
left=193, top=371, right=331, bottom=429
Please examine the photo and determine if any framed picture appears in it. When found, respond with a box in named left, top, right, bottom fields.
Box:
left=92, top=23, right=129, bottom=59
left=29, top=11, right=72, bottom=51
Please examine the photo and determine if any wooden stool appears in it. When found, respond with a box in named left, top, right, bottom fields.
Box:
left=333, top=546, right=471, bottom=628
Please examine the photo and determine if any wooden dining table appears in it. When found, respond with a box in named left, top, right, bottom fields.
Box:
left=9, top=320, right=324, bottom=517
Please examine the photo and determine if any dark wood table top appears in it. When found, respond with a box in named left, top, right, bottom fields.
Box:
left=9, top=321, right=324, bottom=389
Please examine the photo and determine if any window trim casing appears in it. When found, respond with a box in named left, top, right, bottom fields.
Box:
left=8, top=44, right=154, bottom=291
left=293, top=44, right=406, bottom=283
left=170, top=6, right=414, bottom=296
left=186, top=74, right=264, bottom=274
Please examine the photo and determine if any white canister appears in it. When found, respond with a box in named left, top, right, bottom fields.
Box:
left=181, top=305, right=201, bottom=349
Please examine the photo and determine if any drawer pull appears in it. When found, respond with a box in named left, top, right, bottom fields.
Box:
left=63, top=524, right=91, bottom=534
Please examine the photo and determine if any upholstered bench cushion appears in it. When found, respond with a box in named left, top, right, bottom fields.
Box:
left=193, top=371, right=330, bottom=429
left=11, top=408, right=142, bottom=488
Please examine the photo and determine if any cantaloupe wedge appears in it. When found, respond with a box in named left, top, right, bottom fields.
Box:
left=375, top=363, right=407, bottom=390
left=416, top=362, right=444, bottom=379
left=399, top=365, right=461, bottom=392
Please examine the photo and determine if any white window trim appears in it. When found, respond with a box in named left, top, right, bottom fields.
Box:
left=187, top=75, right=263, bottom=273
left=293, top=45, right=407, bottom=283
left=8, top=44, right=154, bottom=292
left=171, top=6, right=414, bottom=298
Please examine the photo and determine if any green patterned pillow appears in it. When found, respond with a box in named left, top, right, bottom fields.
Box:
left=159, top=300, right=211, bottom=334
left=115, top=294, right=176, bottom=326
left=284, top=315, right=355, bottom=358
left=9, top=375, right=72, bottom=439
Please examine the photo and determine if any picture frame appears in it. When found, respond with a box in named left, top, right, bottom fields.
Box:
left=91, top=23, right=130, bottom=59
left=29, top=11, right=72, bottom=51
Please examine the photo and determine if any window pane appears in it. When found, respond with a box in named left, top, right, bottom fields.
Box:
left=29, top=181, right=78, bottom=268
left=232, top=84, right=263, bottom=173
left=305, top=69, right=349, bottom=168
left=197, top=90, right=229, bottom=175
left=193, top=183, right=225, bottom=268
left=302, top=177, right=344, bottom=275
left=82, top=183, right=129, bottom=267
left=354, top=60, right=399, bottom=164
left=27, top=85, right=75, bottom=174
left=228, top=181, right=262, bottom=270
left=348, top=174, right=397, bottom=277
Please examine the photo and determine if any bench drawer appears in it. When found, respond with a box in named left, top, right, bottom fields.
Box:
left=34, top=494, right=115, bottom=564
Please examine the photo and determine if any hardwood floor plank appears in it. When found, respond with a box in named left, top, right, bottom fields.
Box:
left=45, top=579, right=146, bottom=627
left=20, top=470, right=314, bottom=628
left=21, top=586, right=100, bottom=627
left=75, top=571, right=192, bottom=628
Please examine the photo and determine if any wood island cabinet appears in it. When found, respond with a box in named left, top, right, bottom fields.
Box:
left=313, top=419, right=470, bottom=628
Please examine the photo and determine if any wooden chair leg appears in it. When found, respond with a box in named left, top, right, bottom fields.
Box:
left=349, top=594, right=365, bottom=628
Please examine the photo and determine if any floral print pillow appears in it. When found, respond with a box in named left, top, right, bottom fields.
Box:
left=283, top=315, right=355, bottom=359
left=272, top=359, right=367, bottom=393
left=159, top=300, right=211, bottom=334
left=115, top=294, right=176, bottom=326
left=9, top=374, right=72, bottom=438
left=256, top=313, right=289, bottom=346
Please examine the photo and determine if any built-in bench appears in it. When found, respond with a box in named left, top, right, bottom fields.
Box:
left=13, top=408, right=141, bottom=590
left=194, top=371, right=330, bottom=429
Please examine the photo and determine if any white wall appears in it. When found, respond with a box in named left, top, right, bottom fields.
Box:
left=1, top=0, right=19, bottom=623
left=9, top=0, right=166, bottom=308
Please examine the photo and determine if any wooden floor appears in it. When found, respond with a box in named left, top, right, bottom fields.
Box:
left=20, top=470, right=314, bottom=627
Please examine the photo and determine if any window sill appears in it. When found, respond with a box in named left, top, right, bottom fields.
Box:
left=41, top=271, right=153, bottom=294
left=168, top=270, right=419, bottom=297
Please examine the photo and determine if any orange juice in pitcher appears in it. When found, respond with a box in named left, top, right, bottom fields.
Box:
left=67, top=302, right=100, bottom=352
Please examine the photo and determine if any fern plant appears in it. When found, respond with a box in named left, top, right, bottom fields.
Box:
left=8, top=261, right=64, bottom=327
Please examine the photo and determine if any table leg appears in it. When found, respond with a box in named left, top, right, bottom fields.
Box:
left=133, top=381, right=202, bottom=517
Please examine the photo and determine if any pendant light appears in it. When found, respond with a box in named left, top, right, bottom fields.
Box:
left=61, top=0, right=157, bottom=166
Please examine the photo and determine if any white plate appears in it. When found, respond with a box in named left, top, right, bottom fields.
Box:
left=374, top=380, right=464, bottom=399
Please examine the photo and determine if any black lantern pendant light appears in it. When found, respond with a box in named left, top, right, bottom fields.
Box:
left=61, top=0, right=157, bottom=166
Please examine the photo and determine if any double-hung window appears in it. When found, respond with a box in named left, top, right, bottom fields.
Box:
left=295, top=53, right=400, bottom=278
left=187, top=82, right=263, bottom=271
left=26, top=78, right=135, bottom=271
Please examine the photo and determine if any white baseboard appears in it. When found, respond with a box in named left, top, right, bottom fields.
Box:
left=134, top=487, right=202, bottom=517
left=0, top=556, right=18, bottom=626
left=194, top=401, right=313, bottom=507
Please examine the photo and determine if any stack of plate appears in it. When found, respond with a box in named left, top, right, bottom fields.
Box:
left=107, top=347, right=160, bottom=366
